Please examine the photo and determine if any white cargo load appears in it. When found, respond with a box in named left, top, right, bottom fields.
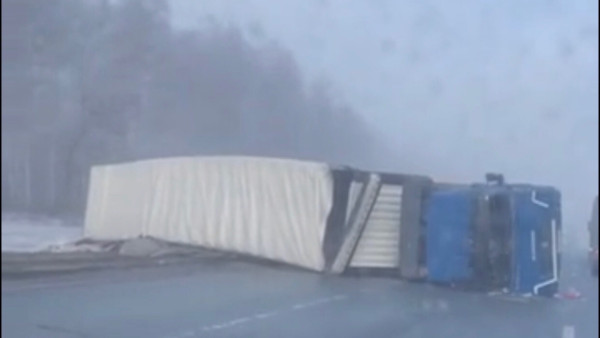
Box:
left=84, top=156, right=334, bottom=271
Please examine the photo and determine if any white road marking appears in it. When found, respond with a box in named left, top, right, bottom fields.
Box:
left=228, top=317, right=251, bottom=325
left=291, top=295, right=342, bottom=310
left=254, top=311, right=279, bottom=320
left=292, top=303, right=309, bottom=310
left=562, top=325, right=575, bottom=338
left=163, top=294, right=348, bottom=338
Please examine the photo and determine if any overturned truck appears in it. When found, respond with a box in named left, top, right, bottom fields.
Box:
left=84, top=156, right=560, bottom=296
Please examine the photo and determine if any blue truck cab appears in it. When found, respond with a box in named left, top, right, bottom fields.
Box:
left=424, top=175, right=561, bottom=297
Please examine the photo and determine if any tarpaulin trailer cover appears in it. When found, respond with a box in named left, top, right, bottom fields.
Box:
left=84, top=156, right=336, bottom=271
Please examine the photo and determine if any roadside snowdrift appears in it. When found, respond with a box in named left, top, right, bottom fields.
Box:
left=1, top=214, right=82, bottom=253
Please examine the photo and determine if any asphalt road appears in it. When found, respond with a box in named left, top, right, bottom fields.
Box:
left=2, top=253, right=597, bottom=338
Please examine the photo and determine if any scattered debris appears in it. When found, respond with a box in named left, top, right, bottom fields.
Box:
left=118, top=237, right=165, bottom=257
left=45, top=240, right=118, bottom=253
left=554, top=287, right=582, bottom=300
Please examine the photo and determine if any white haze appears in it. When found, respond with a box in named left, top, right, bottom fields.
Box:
left=172, top=0, right=598, bottom=246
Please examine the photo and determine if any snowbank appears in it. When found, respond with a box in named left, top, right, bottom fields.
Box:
left=1, top=214, right=83, bottom=253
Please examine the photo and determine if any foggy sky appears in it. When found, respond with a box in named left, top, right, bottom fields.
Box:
left=171, top=0, right=598, bottom=241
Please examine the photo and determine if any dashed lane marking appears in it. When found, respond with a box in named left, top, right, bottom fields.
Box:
left=163, top=294, right=349, bottom=338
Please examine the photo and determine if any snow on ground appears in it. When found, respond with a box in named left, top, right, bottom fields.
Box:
left=1, top=214, right=83, bottom=253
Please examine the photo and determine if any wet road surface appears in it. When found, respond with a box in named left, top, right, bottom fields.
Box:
left=2, top=253, right=597, bottom=338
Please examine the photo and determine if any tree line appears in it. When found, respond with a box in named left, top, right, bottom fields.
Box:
left=1, top=0, right=389, bottom=216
